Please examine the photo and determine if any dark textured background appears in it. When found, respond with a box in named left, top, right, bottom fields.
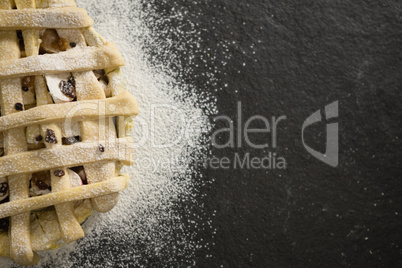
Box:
left=148, top=0, right=401, bottom=267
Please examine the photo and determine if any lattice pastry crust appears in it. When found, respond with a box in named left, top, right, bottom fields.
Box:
left=0, top=0, right=139, bottom=265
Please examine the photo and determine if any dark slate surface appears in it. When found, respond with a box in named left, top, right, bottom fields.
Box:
left=148, top=0, right=401, bottom=267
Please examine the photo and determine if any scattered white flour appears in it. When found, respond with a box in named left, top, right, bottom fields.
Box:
left=0, top=0, right=216, bottom=267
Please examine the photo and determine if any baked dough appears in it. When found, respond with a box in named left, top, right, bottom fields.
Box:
left=0, top=0, right=138, bottom=265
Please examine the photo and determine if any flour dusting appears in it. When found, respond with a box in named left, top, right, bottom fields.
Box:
left=0, top=0, right=215, bottom=267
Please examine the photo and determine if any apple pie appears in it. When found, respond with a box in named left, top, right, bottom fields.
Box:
left=0, top=0, right=138, bottom=265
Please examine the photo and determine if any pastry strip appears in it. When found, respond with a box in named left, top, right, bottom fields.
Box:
left=35, top=76, right=84, bottom=244
left=0, top=3, right=39, bottom=264
left=72, top=25, right=119, bottom=213
left=0, top=42, right=124, bottom=79
left=0, top=90, right=138, bottom=132
left=0, top=174, right=129, bottom=219
left=75, top=70, right=120, bottom=213
left=0, top=138, right=133, bottom=177
left=15, top=0, right=85, bottom=244
left=82, top=28, right=133, bottom=211
left=40, top=124, right=85, bottom=243
left=0, top=8, right=93, bottom=29
left=35, top=62, right=85, bottom=244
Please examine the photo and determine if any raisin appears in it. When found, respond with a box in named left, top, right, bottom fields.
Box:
left=54, top=170, right=65, bottom=177
left=59, top=77, right=76, bottom=99
left=31, top=171, right=51, bottom=191
left=14, top=103, right=23, bottom=111
left=62, top=136, right=79, bottom=145
left=70, top=42, right=77, bottom=48
left=36, top=135, right=43, bottom=142
left=99, top=144, right=105, bottom=152
left=45, top=129, right=57, bottom=144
